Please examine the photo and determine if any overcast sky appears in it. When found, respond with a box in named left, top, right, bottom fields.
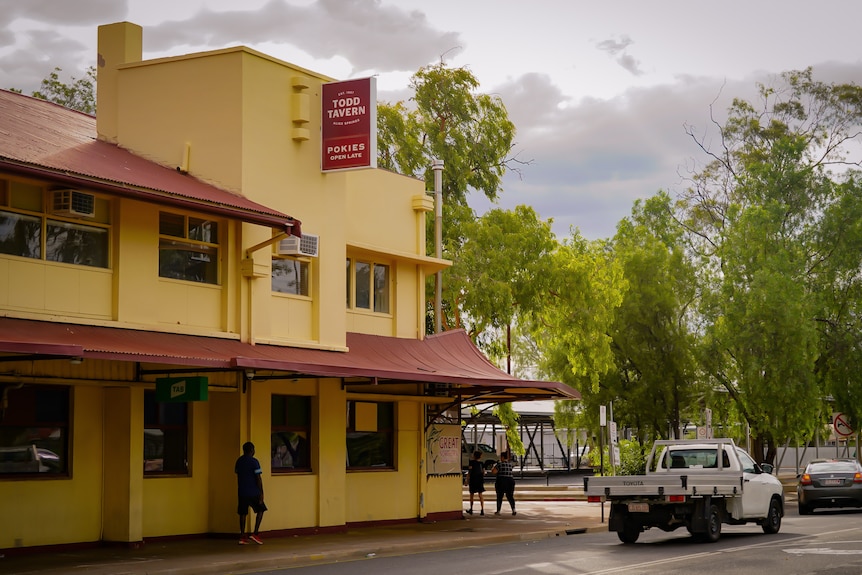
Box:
left=3, top=0, right=862, bottom=239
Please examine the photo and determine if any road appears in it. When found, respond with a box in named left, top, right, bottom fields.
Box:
left=245, top=508, right=862, bottom=575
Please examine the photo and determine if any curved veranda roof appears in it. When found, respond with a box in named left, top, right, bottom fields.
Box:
left=0, top=318, right=579, bottom=404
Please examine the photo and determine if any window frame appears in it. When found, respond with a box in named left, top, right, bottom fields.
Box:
left=346, top=257, right=391, bottom=314
left=270, top=395, right=312, bottom=473
left=158, top=211, right=221, bottom=285
left=346, top=400, right=395, bottom=470
left=0, top=384, right=70, bottom=478
left=143, top=390, right=190, bottom=476
left=0, top=179, right=111, bottom=269
left=271, top=256, right=311, bottom=297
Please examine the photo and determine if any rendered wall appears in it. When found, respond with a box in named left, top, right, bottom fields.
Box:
left=344, top=401, right=420, bottom=523
left=0, top=386, right=104, bottom=548
left=141, top=400, right=212, bottom=537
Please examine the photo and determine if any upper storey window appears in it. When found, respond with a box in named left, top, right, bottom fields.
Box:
left=346, top=258, right=390, bottom=313
left=272, top=257, right=310, bottom=296
left=0, top=179, right=110, bottom=268
left=159, top=212, right=220, bottom=285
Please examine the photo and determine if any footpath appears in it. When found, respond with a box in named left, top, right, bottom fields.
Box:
left=0, top=476, right=798, bottom=575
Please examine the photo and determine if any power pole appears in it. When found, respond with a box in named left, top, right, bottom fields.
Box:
left=432, top=159, right=444, bottom=333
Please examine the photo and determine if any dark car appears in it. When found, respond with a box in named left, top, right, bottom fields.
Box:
left=797, top=458, right=862, bottom=514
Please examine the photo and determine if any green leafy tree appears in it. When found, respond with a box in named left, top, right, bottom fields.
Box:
left=605, top=191, right=701, bottom=441
left=445, top=205, right=556, bottom=346
left=377, top=63, right=519, bottom=332
left=588, top=438, right=649, bottom=476
left=532, top=233, right=626, bottom=394
left=678, top=68, right=862, bottom=462
left=11, top=67, right=96, bottom=114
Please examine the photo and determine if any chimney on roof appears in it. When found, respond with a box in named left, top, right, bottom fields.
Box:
left=96, top=22, right=142, bottom=144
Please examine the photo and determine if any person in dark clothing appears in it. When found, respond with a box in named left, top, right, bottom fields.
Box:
left=235, top=441, right=267, bottom=544
left=492, top=451, right=516, bottom=515
left=466, top=450, right=485, bottom=515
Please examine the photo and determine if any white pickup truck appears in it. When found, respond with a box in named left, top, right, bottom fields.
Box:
left=583, top=438, right=784, bottom=543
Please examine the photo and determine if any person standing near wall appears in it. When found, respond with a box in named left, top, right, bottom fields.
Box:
left=235, top=441, right=267, bottom=544
left=492, top=451, right=516, bottom=516
left=466, top=450, right=486, bottom=515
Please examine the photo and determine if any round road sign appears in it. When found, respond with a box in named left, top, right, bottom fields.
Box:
left=833, top=412, right=854, bottom=437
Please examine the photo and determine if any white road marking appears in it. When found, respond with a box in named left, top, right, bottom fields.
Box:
left=784, top=548, right=862, bottom=555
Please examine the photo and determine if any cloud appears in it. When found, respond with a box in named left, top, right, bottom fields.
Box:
left=595, top=35, right=643, bottom=76
left=0, top=0, right=127, bottom=27
left=595, top=36, right=633, bottom=57
left=484, top=72, right=767, bottom=240
left=0, top=30, right=93, bottom=94
left=145, top=0, right=461, bottom=74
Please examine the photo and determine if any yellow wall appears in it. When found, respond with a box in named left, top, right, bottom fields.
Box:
left=116, top=52, right=245, bottom=193
left=0, top=386, right=104, bottom=548
left=0, top=256, right=112, bottom=319
left=317, top=380, right=347, bottom=527
left=345, top=401, right=421, bottom=523
left=102, top=386, right=144, bottom=542
left=423, top=475, right=463, bottom=516
left=142, top=400, right=211, bottom=537
left=207, top=388, right=245, bottom=534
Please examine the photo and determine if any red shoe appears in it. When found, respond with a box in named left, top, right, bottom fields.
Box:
left=238, top=538, right=249, bottom=545
left=249, top=534, right=263, bottom=545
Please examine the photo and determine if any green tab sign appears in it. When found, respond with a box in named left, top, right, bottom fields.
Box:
left=155, top=376, right=208, bottom=402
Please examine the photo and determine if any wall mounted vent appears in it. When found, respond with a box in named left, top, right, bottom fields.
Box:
left=277, top=233, right=319, bottom=257
left=51, top=189, right=96, bottom=218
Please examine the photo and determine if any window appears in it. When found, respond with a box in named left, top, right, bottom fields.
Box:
left=272, top=257, right=310, bottom=296
left=158, top=212, right=219, bottom=284
left=144, top=391, right=188, bottom=475
left=270, top=395, right=311, bottom=472
left=346, top=401, right=394, bottom=469
left=0, top=384, right=69, bottom=476
left=346, top=258, right=390, bottom=313
left=0, top=179, right=110, bottom=268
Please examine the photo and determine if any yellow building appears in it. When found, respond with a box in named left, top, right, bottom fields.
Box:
left=0, top=22, right=577, bottom=551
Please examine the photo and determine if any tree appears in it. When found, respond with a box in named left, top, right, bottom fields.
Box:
left=377, top=63, right=520, bottom=332
left=445, top=205, right=556, bottom=349
left=678, top=68, right=862, bottom=462
left=531, top=233, right=626, bottom=394
left=377, top=63, right=518, bottom=208
left=11, top=67, right=96, bottom=114
left=606, top=192, right=702, bottom=441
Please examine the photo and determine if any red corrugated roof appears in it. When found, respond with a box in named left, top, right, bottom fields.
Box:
left=0, top=89, right=298, bottom=231
left=0, top=318, right=579, bottom=402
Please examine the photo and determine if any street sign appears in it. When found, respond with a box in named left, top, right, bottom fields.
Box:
left=833, top=412, right=854, bottom=437
left=155, top=376, right=208, bottom=402
left=600, top=405, right=606, bottom=427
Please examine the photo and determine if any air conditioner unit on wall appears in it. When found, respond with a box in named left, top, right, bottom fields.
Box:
left=277, top=233, right=319, bottom=257
left=51, top=189, right=96, bottom=218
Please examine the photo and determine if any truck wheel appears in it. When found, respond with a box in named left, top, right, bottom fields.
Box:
left=761, top=498, right=782, bottom=534
left=703, top=505, right=722, bottom=543
left=617, top=522, right=640, bottom=544
left=798, top=502, right=812, bottom=515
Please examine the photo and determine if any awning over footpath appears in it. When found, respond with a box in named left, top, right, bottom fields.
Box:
left=0, top=318, right=579, bottom=403
left=0, top=90, right=299, bottom=232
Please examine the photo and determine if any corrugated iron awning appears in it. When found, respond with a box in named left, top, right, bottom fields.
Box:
left=0, top=318, right=579, bottom=403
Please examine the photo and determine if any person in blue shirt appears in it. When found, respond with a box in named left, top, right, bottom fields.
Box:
left=235, top=441, right=267, bottom=544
